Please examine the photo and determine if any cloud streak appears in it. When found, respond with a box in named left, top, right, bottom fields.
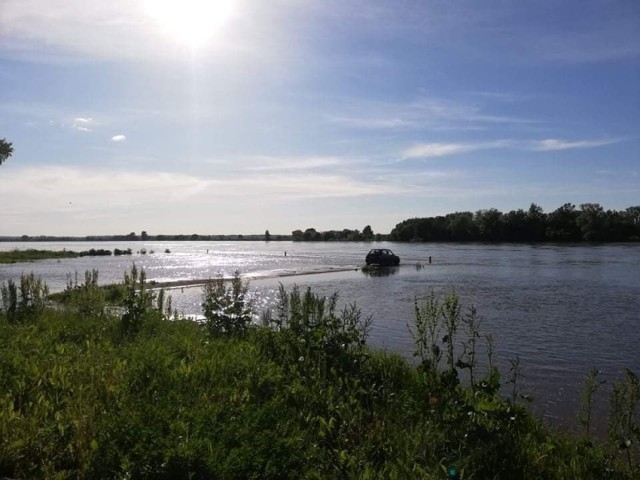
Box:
left=111, top=134, right=126, bottom=142
left=533, top=138, right=621, bottom=151
left=401, top=137, right=623, bottom=159
left=402, top=140, right=513, bottom=159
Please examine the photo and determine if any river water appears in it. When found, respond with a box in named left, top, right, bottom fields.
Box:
left=1, top=240, right=639, bottom=434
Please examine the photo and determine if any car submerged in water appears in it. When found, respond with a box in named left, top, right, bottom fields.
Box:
left=365, top=248, right=400, bottom=266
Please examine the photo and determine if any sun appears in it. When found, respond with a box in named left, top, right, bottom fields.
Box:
left=144, top=0, right=236, bottom=48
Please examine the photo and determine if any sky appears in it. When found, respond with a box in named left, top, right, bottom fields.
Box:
left=0, top=0, right=638, bottom=236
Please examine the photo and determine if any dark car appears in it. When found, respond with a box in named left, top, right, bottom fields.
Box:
left=365, top=249, right=400, bottom=266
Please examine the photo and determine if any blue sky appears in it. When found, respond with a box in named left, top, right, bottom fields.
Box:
left=1, top=0, right=638, bottom=235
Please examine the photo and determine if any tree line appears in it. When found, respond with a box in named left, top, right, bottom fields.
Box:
left=389, top=203, right=640, bottom=243
left=291, top=225, right=383, bottom=241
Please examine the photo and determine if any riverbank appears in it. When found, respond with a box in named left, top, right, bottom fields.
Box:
left=0, top=248, right=132, bottom=264
left=0, top=249, right=79, bottom=264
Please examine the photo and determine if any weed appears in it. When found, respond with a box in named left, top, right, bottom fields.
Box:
left=0, top=273, right=49, bottom=324
left=201, top=270, right=253, bottom=336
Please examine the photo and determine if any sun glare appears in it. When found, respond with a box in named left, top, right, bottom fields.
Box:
left=144, top=0, right=236, bottom=48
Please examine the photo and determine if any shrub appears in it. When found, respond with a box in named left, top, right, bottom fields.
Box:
left=0, top=273, right=49, bottom=324
left=201, top=271, right=253, bottom=336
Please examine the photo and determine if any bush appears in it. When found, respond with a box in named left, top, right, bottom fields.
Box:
left=201, top=271, right=253, bottom=336
left=0, top=273, right=49, bottom=324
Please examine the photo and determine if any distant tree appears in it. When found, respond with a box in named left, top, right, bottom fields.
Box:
left=303, top=228, right=321, bottom=241
left=474, top=208, right=504, bottom=241
left=546, top=203, right=580, bottom=241
left=291, top=229, right=304, bottom=241
left=446, top=212, right=476, bottom=241
left=0, top=138, right=13, bottom=166
left=525, top=203, right=547, bottom=241
left=141, top=231, right=149, bottom=241
left=264, top=230, right=271, bottom=241
left=626, top=206, right=640, bottom=226
left=127, top=232, right=137, bottom=240
left=503, top=209, right=528, bottom=241
left=362, top=225, right=374, bottom=240
left=577, top=203, right=606, bottom=241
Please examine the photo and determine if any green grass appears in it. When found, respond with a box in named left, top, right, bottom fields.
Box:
left=0, top=249, right=80, bottom=264
left=0, top=272, right=638, bottom=479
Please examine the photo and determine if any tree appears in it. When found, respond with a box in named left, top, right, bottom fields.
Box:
left=303, top=228, right=320, bottom=241
left=0, top=138, right=13, bottom=166
left=474, top=209, right=504, bottom=241
left=141, top=231, right=149, bottom=241
left=546, top=203, right=580, bottom=241
left=577, top=203, right=606, bottom=241
left=264, top=230, right=271, bottom=241
left=362, top=225, right=374, bottom=240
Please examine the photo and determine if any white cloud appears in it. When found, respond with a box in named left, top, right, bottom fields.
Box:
left=533, top=138, right=620, bottom=151
left=243, top=155, right=346, bottom=172
left=402, top=140, right=512, bottom=159
left=111, top=134, right=126, bottom=142
left=72, top=117, right=93, bottom=132
left=328, top=116, right=414, bottom=129
left=328, top=97, right=534, bottom=133
left=401, top=137, right=622, bottom=159
left=0, top=165, right=405, bottom=218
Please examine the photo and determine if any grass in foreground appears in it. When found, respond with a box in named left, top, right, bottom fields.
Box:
left=0, top=269, right=638, bottom=479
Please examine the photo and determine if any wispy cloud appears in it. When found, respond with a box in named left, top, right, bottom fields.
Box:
left=327, top=97, right=534, bottom=133
left=401, top=137, right=623, bottom=159
left=533, top=138, right=621, bottom=151
left=111, top=134, right=126, bottom=142
left=243, top=155, right=345, bottom=172
left=73, top=117, right=93, bottom=132
left=402, top=140, right=513, bottom=159
left=328, top=116, right=414, bottom=129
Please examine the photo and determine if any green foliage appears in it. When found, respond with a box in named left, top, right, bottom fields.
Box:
left=201, top=271, right=253, bottom=336
left=0, top=273, right=49, bottom=324
left=0, top=138, right=13, bottom=166
left=390, top=203, right=640, bottom=242
left=0, top=249, right=79, bottom=264
left=608, top=369, right=640, bottom=472
left=120, top=264, right=174, bottom=336
left=62, top=270, right=107, bottom=318
left=578, top=368, right=605, bottom=437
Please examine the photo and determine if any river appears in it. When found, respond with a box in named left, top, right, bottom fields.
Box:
left=1, top=240, right=639, bottom=434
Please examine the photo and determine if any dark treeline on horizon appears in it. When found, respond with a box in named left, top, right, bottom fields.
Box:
left=291, top=225, right=384, bottom=242
left=390, top=203, right=640, bottom=243
left=0, top=232, right=291, bottom=242
left=3, top=204, right=640, bottom=244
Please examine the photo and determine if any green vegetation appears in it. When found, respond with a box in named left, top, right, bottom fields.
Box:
left=0, top=248, right=135, bottom=264
left=0, top=138, right=13, bottom=166
left=292, top=225, right=381, bottom=242
left=0, top=249, right=80, bottom=264
left=390, top=203, right=640, bottom=242
left=0, top=269, right=638, bottom=479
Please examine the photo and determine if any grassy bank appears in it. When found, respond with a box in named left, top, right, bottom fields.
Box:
left=0, top=269, right=638, bottom=479
left=0, top=248, right=131, bottom=264
left=0, top=249, right=79, bottom=264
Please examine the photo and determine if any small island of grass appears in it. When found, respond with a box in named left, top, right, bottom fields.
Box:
left=0, top=248, right=134, bottom=264
left=0, top=249, right=80, bottom=264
